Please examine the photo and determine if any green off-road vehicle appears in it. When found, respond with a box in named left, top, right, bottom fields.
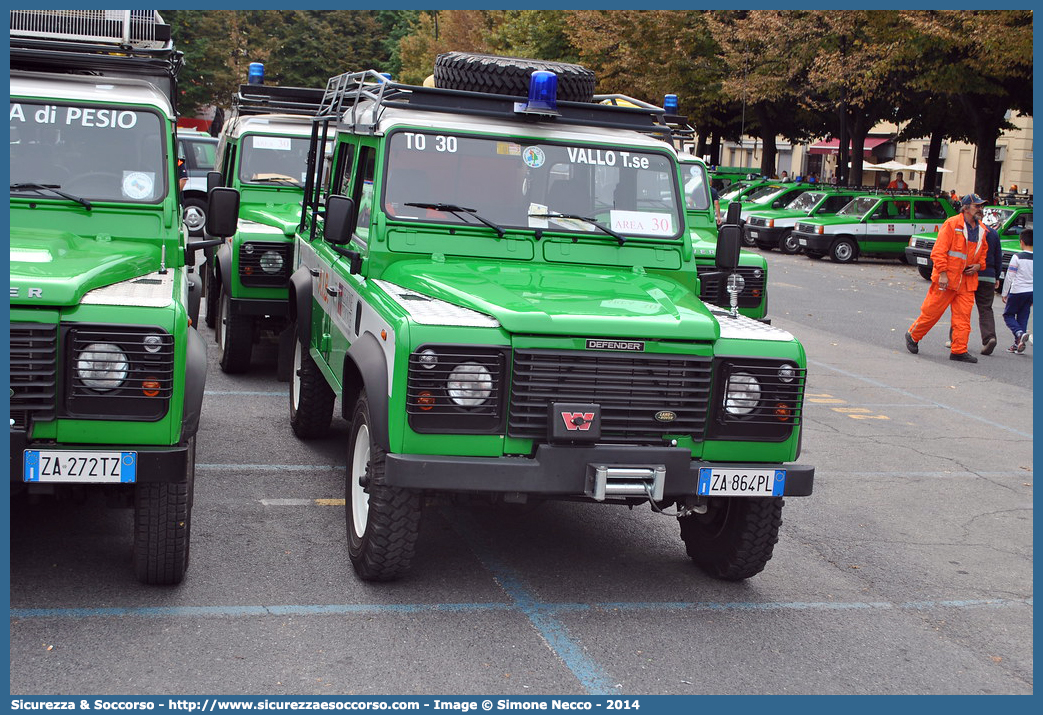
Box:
left=280, top=55, right=814, bottom=582
left=9, top=10, right=225, bottom=584
left=206, top=82, right=327, bottom=374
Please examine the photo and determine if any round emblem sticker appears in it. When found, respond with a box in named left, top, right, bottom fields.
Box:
left=522, top=146, right=545, bottom=169
left=122, top=171, right=154, bottom=200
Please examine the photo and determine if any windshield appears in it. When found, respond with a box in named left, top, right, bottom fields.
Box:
left=182, top=138, right=217, bottom=172
left=787, top=192, right=822, bottom=212
left=383, top=131, right=683, bottom=239
left=837, top=196, right=879, bottom=218
left=239, top=133, right=310, bottom=186
left=682, top=161, right=711, bottom=211
left=10, top=100, right=167, bottom=203
left=744, top=185, right=784, bottom=202
left=719, top=182, right=749, bottom=200
left=982, top=207, right=1016, bottom=230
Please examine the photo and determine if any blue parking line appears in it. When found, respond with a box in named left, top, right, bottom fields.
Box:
left=11, top=597, right=1029, bottom=621
left=807, top=359, right=1033, bottom=438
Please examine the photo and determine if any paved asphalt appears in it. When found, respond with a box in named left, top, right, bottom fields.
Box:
left=9, top=250, right=1033, bottom=696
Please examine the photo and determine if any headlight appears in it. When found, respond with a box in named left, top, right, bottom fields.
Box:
left=260, top=250, right=284, bottom=274
left=724, top=373, right=761, bottom=415
left=447, top=362, right=493, bottom=407
left=76, top=343, right=129, bottom=391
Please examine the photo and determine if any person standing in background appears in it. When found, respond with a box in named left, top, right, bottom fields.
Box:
left=1001, top=229, right=1033, bottom=353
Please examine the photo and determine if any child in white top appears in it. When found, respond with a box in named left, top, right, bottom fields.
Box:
left=1001, top=229, right=1033, bottom=353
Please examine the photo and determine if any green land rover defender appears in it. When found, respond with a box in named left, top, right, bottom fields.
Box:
left=207, top=82, right=326, bottom=374
left=9, top=10, right=217, bottom=584
left=280, top=57, right=815, bottom=583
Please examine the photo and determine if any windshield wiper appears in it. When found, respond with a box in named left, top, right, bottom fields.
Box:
left=404, top=202, right=506, bottom=238
left=528, top=211, right=626, bottom=245
left=11, top=183, right=92, bottom=210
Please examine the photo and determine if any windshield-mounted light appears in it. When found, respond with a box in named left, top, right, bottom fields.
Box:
left=515, top=71, right=559, bottom=116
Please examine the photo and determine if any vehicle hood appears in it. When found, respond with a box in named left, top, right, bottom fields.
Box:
left=799, top=215, right=863, bottom=228
left=748, top=208, right=807, bottom=221
left=379, top=259, right=721, bottom=340
left=239, top=203, right=302, bottom=236
left=10, top=228, right=159, bottom=307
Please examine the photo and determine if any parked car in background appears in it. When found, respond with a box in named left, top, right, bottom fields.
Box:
left=905, top=204, right=1033, bottom=280
left=745, top=188, right=872, bottom=254
left=177, top=129, right=219, bottom=236
left=793, top=193, right=955, bottom=263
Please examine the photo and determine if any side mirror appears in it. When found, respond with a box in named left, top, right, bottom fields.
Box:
left=725, top=201, right=742, bottom=225
left=206, top=187, right=240, bottom=238
left=206, top=171, right=223, bottom=193
left=324, top=195, right=356, bottom=245
left=715, top=225, right=741, bottom=271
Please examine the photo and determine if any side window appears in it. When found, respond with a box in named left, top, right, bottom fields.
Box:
left=823, top=195, right=852, bottom=213
left=334, top=143, right=356, bottom=197
left=914, top=200, right=947, bottom=220
left=870, top=202, right=892, bottom=220
left=351, top=146, right=376, bottom=240
left=222, top=144, right=237, bottom=186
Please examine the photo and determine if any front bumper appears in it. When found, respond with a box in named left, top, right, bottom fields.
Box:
left=230, top=296, right=289, bottom=318
left=905, top=246, right=932, bottom=268
left=10, top=430, right=191, bottom=484
left=746, top=224, right=788, bottom=248
left=794, top=232, right=832, bottom=253
left=383, top=444, right=813, bottom=498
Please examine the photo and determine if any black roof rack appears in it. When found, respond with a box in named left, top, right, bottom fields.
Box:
left=10, top=10, right=181, bottom=107
left=233, top=84, right=327, bottom=117
left=315, top=70, right=672, bottom=139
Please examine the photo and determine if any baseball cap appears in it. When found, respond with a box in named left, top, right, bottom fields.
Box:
left=960, top=193, right=986, bottom=206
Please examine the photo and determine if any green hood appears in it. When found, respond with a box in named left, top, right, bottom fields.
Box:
left=239, top=202, right=303, bottom=237
left=10, top=228, right=159, bottom=307
left=380, top=259, right=721, bottom=341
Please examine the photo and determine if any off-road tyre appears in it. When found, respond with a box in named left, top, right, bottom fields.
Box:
left=133, top=438, right=194, bottom=585
left=679, top=496, right=783, bottom=581
left=434, top=52, right=596, bottom=103
left=217, top=289, right=253, bottom=373
left=830, top=238, right=857, bottom=263
left=346, top=392, right=423, bottom=582
left=289, top=324, right=335, bottom=439
left=779, top=230, right=802, bottom=255
left=917, top=264, right=933, bottom=281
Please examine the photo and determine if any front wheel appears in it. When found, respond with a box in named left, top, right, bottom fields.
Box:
left=830, top=238, right=856, bottom=263
left=741, top=230, right=757, bottom=247
left=182, top=198, right=207, bottom=237
left=216, top=290, right=253, bottom=373
left=346, top=392, right=423, bottom=582
left=289, top=325, right=335, bottom=439
left=917, top=264, right=933, bottom=281
left=133, top=438, right=194, bottom=585
left=679, top=497, right=783, bottom=581
left=779, top=230, right=802, bottom=255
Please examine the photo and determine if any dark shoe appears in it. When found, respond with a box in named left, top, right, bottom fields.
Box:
left=1017, top=331, right=1030, bottom=353
left=949, top=352, right=978, bottom=363
left=981, top=337, right=997, bottom=355
left=904, top=331, right=919, bottom=354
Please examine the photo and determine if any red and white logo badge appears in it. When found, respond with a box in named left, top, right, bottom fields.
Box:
left=561, top=412, right=595, bottom=431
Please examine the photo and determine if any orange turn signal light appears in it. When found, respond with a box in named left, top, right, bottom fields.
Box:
left=417, top=391, right=435, bottom=411
left=142, top=379, right=161, bottom=397
left=774, top=403, right=791, bottom=422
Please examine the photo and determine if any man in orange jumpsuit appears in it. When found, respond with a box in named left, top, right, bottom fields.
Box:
left=905, top=193, right=988, bottom=363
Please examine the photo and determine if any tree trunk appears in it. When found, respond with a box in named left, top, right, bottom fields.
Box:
left=924, top=130, right=945, bottom=194
left=848, top=113, right=869, bottom=189
left=974, top=124, right=998, bottom=201
left=754, top=105, right=777, bottom=177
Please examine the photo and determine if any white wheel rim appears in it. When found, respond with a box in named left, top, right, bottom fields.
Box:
left=183, top=205, right=205, bottom=231
left=291, top=340, right=302, bottom=410
left=837, top=243, right=852, bottom=261
left=350, top=424, right=371, bottom=538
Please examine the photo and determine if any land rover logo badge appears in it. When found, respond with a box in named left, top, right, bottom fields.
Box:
left=654, top=410, right=676, bottom=423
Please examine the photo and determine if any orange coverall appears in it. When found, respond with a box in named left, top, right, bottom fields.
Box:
left=908, top=213, right=987, bottom=354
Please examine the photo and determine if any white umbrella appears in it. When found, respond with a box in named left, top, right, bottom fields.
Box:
left=874, top=160, right=910, bottom=171
left=905, top=161, right=951, bottom=173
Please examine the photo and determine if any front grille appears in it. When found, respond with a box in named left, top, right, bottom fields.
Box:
left=912, top=237, right=934, bottom=249
left=509, top=350, right=712, bottom=445
left=10, top=323, right=58, bottom=430
left=67, top=326, right=174, bottom=420
left=697, top=265, right=766, bottom=308
left=748, top=216, right=768, bottom=227
left=238, top=241, right=292, bottom=287
left=796, top=222, right=818, bottom=233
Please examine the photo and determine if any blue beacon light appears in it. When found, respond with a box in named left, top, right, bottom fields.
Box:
left=248, top=62, right=265, bottom=85
left=664, top=94, right=678, bottom=112
left=517, top=71, right=559, bottom=115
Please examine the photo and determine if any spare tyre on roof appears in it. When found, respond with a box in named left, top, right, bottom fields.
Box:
left=433, top=52, right=596, bottom=103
